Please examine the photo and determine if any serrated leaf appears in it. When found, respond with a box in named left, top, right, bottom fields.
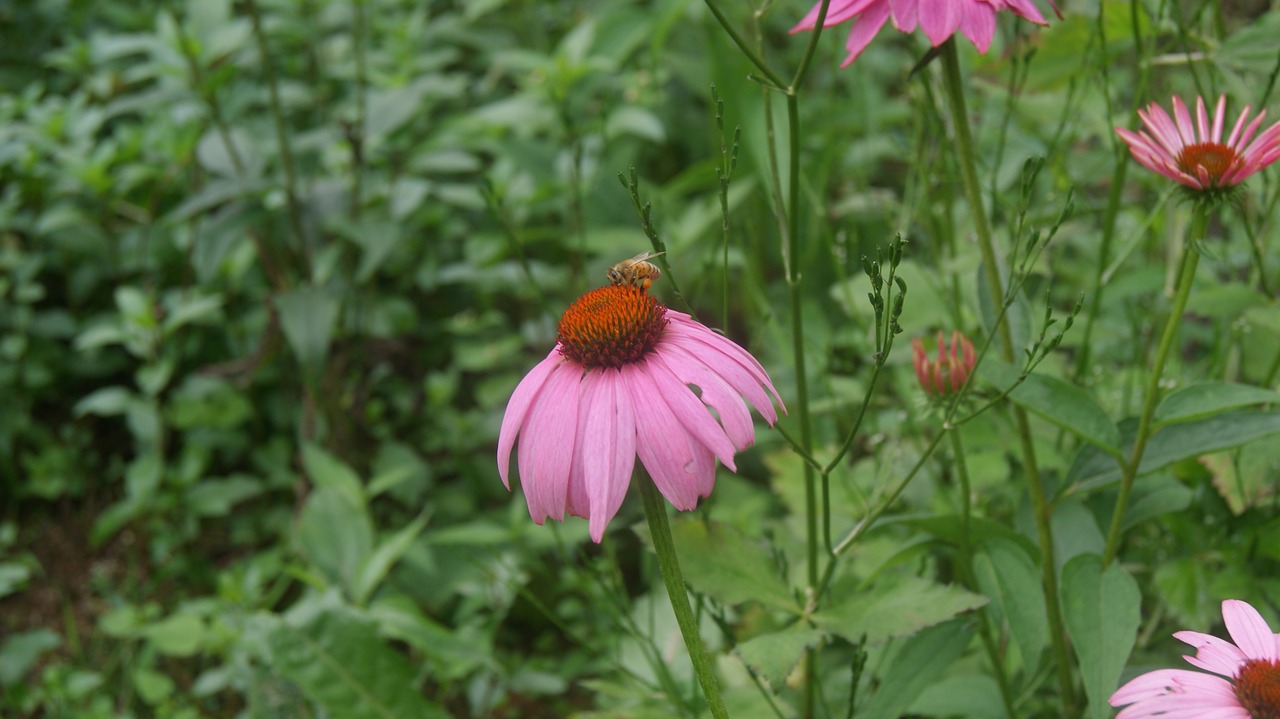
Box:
left=735, top=628, right=825, bottom=690
left=258, top=603, right=448, bottom=719
left=980, top=359, right=1122, bottom=458
left=665, top=519, right=797, bottom=613
left=1061, top=554, right=1140, bottom=719
left=812, top=575, right=987, bottom=645
left=1154, top=382, right=1280, bottom=427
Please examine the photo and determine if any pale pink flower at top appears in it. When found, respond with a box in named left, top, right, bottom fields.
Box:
left=1110, top=599, right=1280, bottom=719
left=791, top=0, right=1062, bottom=67
left=497, top=284, right=784, bottom=542
left=1116, top=95, right=1280, bottom=194
left=912, top=330, right=976, bottom=398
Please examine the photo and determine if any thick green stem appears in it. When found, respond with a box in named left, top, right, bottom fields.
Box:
left=639, top=477, right=730, bottom=719
left=1103, top=210, right=1205, bottom=565
left=938, top=39, right=1076, bottom=712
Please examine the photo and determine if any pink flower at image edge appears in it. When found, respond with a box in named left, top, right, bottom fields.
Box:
left=498, top=285, right=784, bottom=542
left=1110, top=599, right=1280, bottom=719
left=1116, top=94, right=1280, bottom=192
left=791, top=0, right=1061, bottom=67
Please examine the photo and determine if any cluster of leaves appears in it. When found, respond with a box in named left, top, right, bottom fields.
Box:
left=1, top=0, right=1279, bottom=717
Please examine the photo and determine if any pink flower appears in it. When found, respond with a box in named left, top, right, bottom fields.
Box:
left=1110, top=599, right=1280, bottom=719
left=1116, top=95, right=1280, bottom=193
left=791, top=0, right=1061, bottom=67
left=497, top=285, right=784, bottom=542
left=912, top=330, right=976, bottom=397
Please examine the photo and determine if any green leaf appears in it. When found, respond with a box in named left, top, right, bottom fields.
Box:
left=143, top=612, right=205, bottom=657
left=257, top=601, right=448, bottom=719
left=973, top=538, right=1048, bottom=671
left=860, top=619, right=974, bottom=719
left=1154, top=382, right=1280, bottom=427
left=184, top=475, right=263, bottom=517
left=162, top=291, right=225, bottom=334
left=275, top=285, right=340, bottom=380
left=0, top=629, right=61, bottom=685
left=735, top=628, right=825, bottom=690
left=367, top=594, right=490, bottom=680
left=302, top=443, right=365, bottom=508
left=980, top=359, right=1122, bottom=458
left=296, top=488, right=374, bottom=595
left=1060, top=554, right=1140, bottom=719
left=353, top=511, right=431, bottom=606
left=664, top=519, right=797, bottom=613
left=910, top=673, right=1006, bottom=719
left=813, top=575, right=987, bottom=645
left=1069, top=410, right=1280, bottom=490
left=132, top=667, right=176, bottom=705
left=74, top=385, right=133, bottom=417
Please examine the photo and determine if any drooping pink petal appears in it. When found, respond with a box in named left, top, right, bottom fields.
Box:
left=888, top=0, right=919, bottom=31
left=791, top=0, right=871, bottom=32
left=622, top=363, right=700, bottom=511
left=663, top=348, right=756, bottom=451
left=580, top=369, right=636, bottom=543
left=644, top=353, right=738, bottom=471
left=664, top=313, right=785, bottom=413
left=841, top=1, right=893, bottom=65
left=516, top=360, right=582, bottom=522
left=498, top=348, right=563, bottom=487
left=959, top=1, right=997, bottom=54
left=1004, top=0, right=1048, bottom=23
left=919, top=0, right=962, bottom=46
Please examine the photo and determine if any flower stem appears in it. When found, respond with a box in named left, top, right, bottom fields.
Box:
left=1102, top=209, right=1205, bottom=565
left=639, top=477, right=730, bottom=719
left=938, top=38, right=1076, bottom=712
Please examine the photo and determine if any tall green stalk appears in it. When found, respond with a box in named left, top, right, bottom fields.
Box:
left=1103, top=208, right=1206, bottom=565
left=937, top=39, right=1076, bottom=712
left=639, top=476, right=730, bottom=719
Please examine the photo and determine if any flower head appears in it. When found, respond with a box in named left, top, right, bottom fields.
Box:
left=912, top=330, right=976, bottom=397
left=497, top=285, right=784, bottom=542
left=1111, top=599, right=1280, bottom=719
left=1116, top=95, right=1280, bottom=199
left=791, top=0, right=1061, bottom=67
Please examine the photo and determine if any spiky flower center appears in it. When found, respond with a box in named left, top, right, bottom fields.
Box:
left=1176, top=142, right=1240, bottom=187
left=1235, top=658, right=1280, bottom=719
left=557, top=285, right=667, bottom=369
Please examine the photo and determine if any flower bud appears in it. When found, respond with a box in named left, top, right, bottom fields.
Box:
left=912, top=330, right=976, bottom=397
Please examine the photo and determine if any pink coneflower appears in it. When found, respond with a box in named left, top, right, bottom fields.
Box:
left=1116, top=95, right=1280, bottom=195
left=497, top=285, right=784, bottom=542
left=912, top=330, right=976, bottom=397
left=791, top=0, right=1061, bottom=67
left=1110, top=599, right=1280, bottom=719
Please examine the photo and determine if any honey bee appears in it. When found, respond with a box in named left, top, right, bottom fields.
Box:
left=606, top=251, right=665, bottom=290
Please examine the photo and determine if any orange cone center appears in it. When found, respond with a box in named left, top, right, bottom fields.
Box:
left=1176, top=142, right=1240, bottom=187
left=557, top=285, right=667, bottom=369
left=1235, top=658, right=1280, bottom=719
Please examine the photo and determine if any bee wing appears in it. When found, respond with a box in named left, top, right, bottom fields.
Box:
left=631, top=250, right=664, bottom=262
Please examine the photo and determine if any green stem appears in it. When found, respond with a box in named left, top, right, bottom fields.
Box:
left=639, top=477, right=730, bottom=719
left=1102, top=209, right=1205, bottom=565
left=948, top=430, right=1016, bottom=719
left=938, top=39, right=1076, bottom=713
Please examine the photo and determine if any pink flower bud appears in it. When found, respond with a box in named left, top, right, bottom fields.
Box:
left=912, top=330, right=976, bottom=397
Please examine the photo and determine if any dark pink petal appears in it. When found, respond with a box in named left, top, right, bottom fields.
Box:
left=580, top=369, right=636, bottom=543
left=841, top=0, right=892, bottom=64
left=920, top=0, right=962, bottom=46
left=791, top=0, right=868, bottom=32
left=1004, top=0, right=1048, bottom=24
left=1172, top=96, right=1196, bottom=147
left=498, top=348, right=564, bottom=487
left=888, top=0, right=918, bottom=32
left=1221, top=599, right=1278, bottom=660
left=1226, top=106, right=1253, bottom=148
left=623, top=364, right=701, bottom=510
left=959, top=1, right=996, bottom=53
left=1210, top=95, right=1226, bottom=142
left=1175, top=630, right=1248, bottom=677
left=1194, top=96, right=1211, bottom=143
left=517, top=360, right=582, bottom=522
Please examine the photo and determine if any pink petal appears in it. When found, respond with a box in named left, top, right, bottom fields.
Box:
left=791, top=0, right=869, bottom=32
left=643, top=354, right=738, bottom=472
left=920, top=0, right=962, bottom=46
left=497, top=349, right=564, bottom=487
left=580, top=369, right=636, bottom=543
left=662, top=348, right=756, bottom=451
left=516, top=360, right=582, bottom=522
left=1172, top=96, right=1196, bottom=147
left=1210, top=95, right=1226, bottom=143
left=622, top=364, right=700, bottom=510
left=1110, top=668, right=1237, bottom=706
left=1221, top=599, right=1278, bottom=660
left=841, top=1, right=892, bottom=66
left=1175, top=630, right=1248, bottom=677
left=1194, top=96, right=1211, bottom=143
left=664, top=313, right=785, bottom=414
left=888, top=0, right=918, bottom=31
left=960, top=1, right=997, bottom=53
left=1004, top=0, right=1048, bottom=24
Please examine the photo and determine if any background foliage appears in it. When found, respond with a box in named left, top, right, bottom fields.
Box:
left=1, top=0, right=1279, bottom=717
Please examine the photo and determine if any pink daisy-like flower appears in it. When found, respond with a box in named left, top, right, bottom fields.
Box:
left=497, top=284, right=784, bottom=542
left=1116, top=95, right=1280, bottom=194
left=791, top=0, right=1061, bottom=67
left=1110, top=599, right=1280, bottom=719
left=912, top=330, right=976, bottom=397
